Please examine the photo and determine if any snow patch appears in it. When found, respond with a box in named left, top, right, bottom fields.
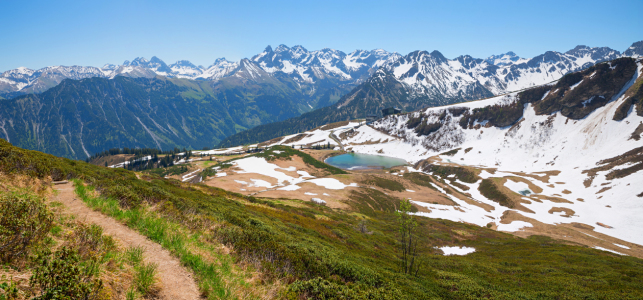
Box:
left=438, top=246, right=476, bottom=256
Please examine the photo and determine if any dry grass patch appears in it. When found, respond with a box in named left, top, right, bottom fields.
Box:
left=548, top=207, right=576, bottom=217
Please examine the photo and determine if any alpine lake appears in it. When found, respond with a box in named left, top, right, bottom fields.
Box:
left=325, top=153, right=408, bottom=170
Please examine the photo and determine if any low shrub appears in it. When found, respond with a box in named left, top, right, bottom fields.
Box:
left=414, top=120, right=443, bottom=136
left=30, top=247, right=104, bottom=300
left=478, top=179, right=514, bottom=208
left=363, top=176, right=405, bottom=192
left=69, top=223, right=117, bottom=260
left=403, top=172, right=437, bottom=190
left=287, top=277, right=404, bottom=300
left=415, top=162, right=478, bottom=184
left=0, top=192, right=54, bottom=263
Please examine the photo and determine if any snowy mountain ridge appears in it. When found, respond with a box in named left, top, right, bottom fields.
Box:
left=0, top=46, right=401, bottom=97
left=380, top=43, right=631, bottom=99
left=3, top=41, right=641, bottom=99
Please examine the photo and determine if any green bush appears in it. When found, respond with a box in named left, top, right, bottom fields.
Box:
left=0, top=192, right=54, bottom=263
left=70, top=223, right=117, bottom=260
left=287, top=277, right=404, bottom=300
left=30, top=247, right=103, bottom=300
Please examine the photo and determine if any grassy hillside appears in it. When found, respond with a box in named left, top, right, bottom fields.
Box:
left=2, top=138, right=643, bottom=299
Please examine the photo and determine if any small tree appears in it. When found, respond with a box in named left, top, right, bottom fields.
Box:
left=397, top=199, right=419, bottom=275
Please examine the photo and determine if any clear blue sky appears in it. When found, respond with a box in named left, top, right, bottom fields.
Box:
left=1, top=0, right=641, bottom=71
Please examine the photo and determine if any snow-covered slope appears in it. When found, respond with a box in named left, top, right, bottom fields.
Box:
left=268, top=57, right=643, bottom=249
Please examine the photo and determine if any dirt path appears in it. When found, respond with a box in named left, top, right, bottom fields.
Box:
left=52, top=182, right=201, bottom=300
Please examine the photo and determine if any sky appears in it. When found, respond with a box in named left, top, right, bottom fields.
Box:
left=1, top=0, right=641, bottom=71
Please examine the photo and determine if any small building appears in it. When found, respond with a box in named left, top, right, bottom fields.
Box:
left=366, top=114, right=378, bottom=123
left=382, top=107, right=402, bottom=117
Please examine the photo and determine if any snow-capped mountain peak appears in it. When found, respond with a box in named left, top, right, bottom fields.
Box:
left=169, top=60, right=203, bottom=78
left=274, top=44, right=291, bottom=53
left=2, top=41, right=642, bottom=99
left=102, top=64, right=117, bottom=70
left=484, top=51, right=526, bottom=66
left=623, top=41, right=643, bottom=58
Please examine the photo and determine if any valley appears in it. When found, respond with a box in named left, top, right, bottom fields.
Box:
left=3, top=2, right=643, bottom=298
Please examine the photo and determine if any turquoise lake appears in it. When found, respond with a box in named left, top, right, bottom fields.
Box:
left=325, top=153, right=408, bottom=170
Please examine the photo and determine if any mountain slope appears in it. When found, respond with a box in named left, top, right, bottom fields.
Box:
left=0, top=75, right=319, bottom=159
left=333, top=57, right=643, bottom=246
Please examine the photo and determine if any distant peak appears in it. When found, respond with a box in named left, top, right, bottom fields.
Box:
left=275, top=44, right=290, bottom=52
left=430, top=50, right=447, bottom=62
left=291, top=45, right=308, bottom=52
left=213, top=57, right=229, bottom=64
left=150, top=56, right=165, bottom=63
left=264, top=45, right=273, bottom=52
left=565, top=45, right=591, bottom=55
left=173, top=60, right=196, bottom=67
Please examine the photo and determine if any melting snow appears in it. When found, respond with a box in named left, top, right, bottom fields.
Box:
left=594, top=246, right=626, bottom=255
left=503, top=180, right=533, bottom=196
left=614, top=244, right=630, bottom=249
left=497, top=221, right=533, bottom=232
left=569, top=79, right=583, bottom=91
left=439, top=246, right=476, bottom=256
left=231, top=156, right=358, bottom=191
left=306, top=178, right=358, bottom=190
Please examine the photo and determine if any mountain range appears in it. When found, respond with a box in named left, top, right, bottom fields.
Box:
left=0, top=46, right=401, bottom=101
left=1, top=41, right=642, bottom=158
left=218, top=41, right=643, bottom=147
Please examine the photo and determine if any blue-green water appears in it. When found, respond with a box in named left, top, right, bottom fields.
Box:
left=325, top=153, right=408, bottom=170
